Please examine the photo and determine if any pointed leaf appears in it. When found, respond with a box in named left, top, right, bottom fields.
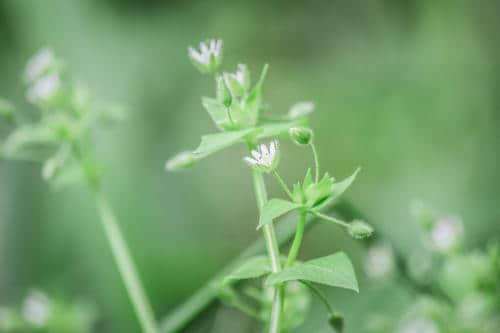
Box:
left=202, top=97, right=231, bottom=131
left=193, top=128, right=255, bottom=159
left=316, top=167, right=361, bottom=210
left=258, top=198, right=302, bottom=229
left=222, top=256, right=272, bottom=285
left=265, top=252, right=359, bottom=292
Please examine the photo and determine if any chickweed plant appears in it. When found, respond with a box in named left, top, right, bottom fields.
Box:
left=0, top=49, right=158, bottom=333
left=166, top=39, right=374, bottom=332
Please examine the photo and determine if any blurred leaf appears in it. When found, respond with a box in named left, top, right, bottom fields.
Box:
left=265, top=252, right=358, bottom=292
left=201, top=97, right=231, bottom=131
left=222, top=256, right=271, bottom=285
left=257, top=198, right=301, bottom=229
left=0, top=98, right=15, bottom=122
left=257, top=121, right=298, bottom=139
left=193, top=128, right=255, bottom=159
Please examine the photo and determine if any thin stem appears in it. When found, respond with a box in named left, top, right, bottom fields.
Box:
left=252, top=169, right=283, bottom=333
left=222, top=287, right=264, bottom=322
left=310, top=143, right=320, bottom=183
left=94, top=191, right=158, bottom=333
left=285, top=211, right=306, bottom=268
left=311, top=211, right=349, bottom=228
left=272, top=170, right=293, bottom=200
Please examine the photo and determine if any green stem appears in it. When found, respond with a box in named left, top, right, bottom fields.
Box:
left=311, top=211, right=349, bottom=228
left=272, top=170, right=293, bottom=200
left=310, top=143, right=320, bottom=183
left=285, top=211, right=306, bottom=268
left=252, top=170, right=283, bottom=333
left=94, top=191, right=158, bottom=333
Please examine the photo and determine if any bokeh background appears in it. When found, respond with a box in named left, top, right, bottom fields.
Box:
left=1, top=0, right=499, bottom=332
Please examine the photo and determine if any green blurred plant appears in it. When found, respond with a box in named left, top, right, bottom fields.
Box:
left=0, top=48, right=158, bottom=333
left=166, top=39, right=373, bottom=332
left=364, top=203, right=500, bottom=333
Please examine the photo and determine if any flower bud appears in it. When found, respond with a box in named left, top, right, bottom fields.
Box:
left=288, top=101, right=315, bottom=119
left=26, top=74, right=62, bottom=105
left=289, top=126, right=313, bottom=145
left=328, top=312, right=344, bottom=333
left=348, top=220, right=374, bottom=239
left=216, top=75, right=232, bottom=107
left=165, top=151, right=195, bottom=171
left=24, top=48, right=56, bottom=83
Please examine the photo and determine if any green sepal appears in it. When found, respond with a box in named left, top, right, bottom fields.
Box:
left=201, top=97, right=235, bottom=131
left=315, top=167, right=361, bottom=210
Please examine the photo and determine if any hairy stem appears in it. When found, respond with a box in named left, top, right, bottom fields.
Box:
left=94, top=191, right=158, bottom=333
left=252, top=169, right=283, bottom=333
left=311, top=211, right=349, bottom=228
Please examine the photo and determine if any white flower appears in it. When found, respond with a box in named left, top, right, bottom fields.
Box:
left=430, top=215, right=463, bottom=252
left=244, top=140, right=280, bottom=173
left=287, top=102, right=315, bottom=119
left=364, top=243, right=395, bottom=279
left=22, top=290, right=51, bottom=327
left=188, top=39, right=223, bottom=74
left=27, top=74, right=61, bottom=104
left=24, top=48, right=55, bottom=83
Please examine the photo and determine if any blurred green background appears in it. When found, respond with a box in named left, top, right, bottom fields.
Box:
left=1, top=0, right=499, bottom=331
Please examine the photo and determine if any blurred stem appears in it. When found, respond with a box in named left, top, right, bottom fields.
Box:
left=310, top=143, right=320, bottom=183
left=285, top=211, right=306, bottom=268
left=252, top=169, right=283, bottom=333
left=94, top=191, right=158, bottom=333
left=75, top=142, right=158, bottom=333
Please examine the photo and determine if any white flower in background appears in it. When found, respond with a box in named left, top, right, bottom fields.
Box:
left=22, top=290, right=51, bottom=327
left=287, top=101, right=315, bottom=119
left=244, top=140, right=280, bottom=173
left=430, top=215, right=463, bottom=252
left=223, top=64, right=250, bottom=95
left=27, top=74, right=61, bottom=104
left=24, top=48, right=55, bottom=83
left=188, top=39, right=223, bottom=74
left=398, top=318, right=439, bottom=333
left=364, top=243, right=395, bottom=279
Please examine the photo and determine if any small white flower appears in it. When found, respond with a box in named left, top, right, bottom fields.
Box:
left=287, top=102, right=315, bottom=119
left=27, top=74, right=61, bottom=104
left=24, top=48, right=56, bottom=83
left=244, top=140, right=280, bottom=173
left=430, top=215, right=463, bottom=252
left=364, top=243, right=395, bottom=279
left=22, top=290, right=51, bottom=327
left=188, top=39, right=223, bottom=74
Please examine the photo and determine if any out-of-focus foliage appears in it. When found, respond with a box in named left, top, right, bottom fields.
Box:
left=1, top=0, right=499, bottom=332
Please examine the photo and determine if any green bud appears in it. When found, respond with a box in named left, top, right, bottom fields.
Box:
left=348, top=220, right=374, bottom=239
left=165, top=151, right=195, bottom=171
left=216, top=75, right=232, bottom=107
left=328, top=312, right=344, bottom=333
left=289, top=126, right=313, bottom=145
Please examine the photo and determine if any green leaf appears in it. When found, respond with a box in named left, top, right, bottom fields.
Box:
left=257, top=198, right=302, bottom=229
left=316, top=167, right=361, bottom=210
left=193, top=128, right=255, bottom=159
left=265, top=252, right=359, bottom=292
left=201, top=97, right=232, bottom=131
left=222, top=256, right=272, bottom=285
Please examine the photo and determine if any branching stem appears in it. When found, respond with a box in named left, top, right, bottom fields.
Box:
left=311, top=211, right=349, bottom=228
